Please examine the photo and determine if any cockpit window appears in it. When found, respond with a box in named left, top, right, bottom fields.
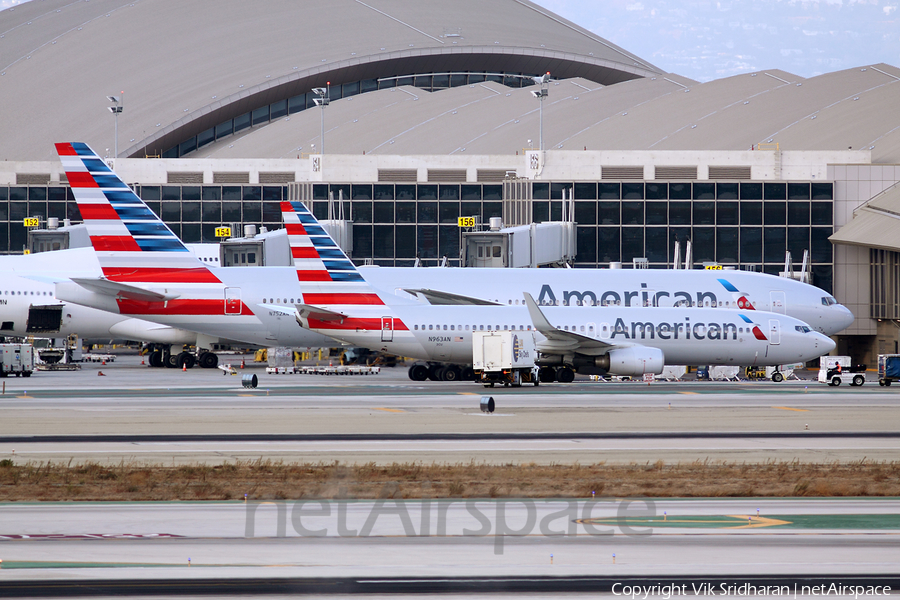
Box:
left=821, top=296, right=837, bottom=306
left=794, top=325, right=811, bottom=333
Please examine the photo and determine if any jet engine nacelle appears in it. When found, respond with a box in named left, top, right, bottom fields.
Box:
left=596, top=347, right=665, bottom=376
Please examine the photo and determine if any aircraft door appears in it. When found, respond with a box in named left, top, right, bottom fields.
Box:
left=770, top=291, right=786, bottom=314
left=225, top=287, right=242, bottom=315
left=381, top=317, right=394, bottom=342
left=768, top=319, right=781, bottom=345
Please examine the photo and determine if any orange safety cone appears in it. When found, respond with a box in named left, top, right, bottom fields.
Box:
left=182, top=362, right=187, bottom=372
left=101, top=360, right=106, bottom=365
left=98, top=371, right=105, bottom=376
left=240, top=358, right=245, bottom=369
left=141, top=357, right=145, bottom=365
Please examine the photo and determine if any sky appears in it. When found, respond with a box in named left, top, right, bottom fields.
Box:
left=533, top=0, right=900, bottom=82
left=3, top=0, right=898, bottom=82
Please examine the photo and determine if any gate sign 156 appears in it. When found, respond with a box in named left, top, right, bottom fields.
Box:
left=458, top=216, right=476, bottom=228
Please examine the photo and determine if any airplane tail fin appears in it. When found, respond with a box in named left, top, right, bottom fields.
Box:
left=55, top=142, right=217, bottom=284
left=281, top=200, right=384, bottom=307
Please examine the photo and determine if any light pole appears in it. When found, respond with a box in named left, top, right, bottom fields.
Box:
left=530, top=73, right=550, bottom=155
left=107, top=93, right=123, bottom=158
left=312, top=83, right=330, bottom=155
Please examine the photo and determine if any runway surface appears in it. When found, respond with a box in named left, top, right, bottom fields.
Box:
left=0, top=355, right=897, bottom=464
left=0, top=499, right=898, bottom=592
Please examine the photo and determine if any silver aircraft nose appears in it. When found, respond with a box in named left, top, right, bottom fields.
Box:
left=814, top=332, right=837, bottom=356
left=832, top=304, right=855, bottom=333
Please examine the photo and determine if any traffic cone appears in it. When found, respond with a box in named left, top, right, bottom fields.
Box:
left=141, top=357, right=145, bottom=365
left=182, top=362, right=187, bottom=372
left=240, top=358, right=245, bottom=369
left=98, top=371, right=105, bottom=376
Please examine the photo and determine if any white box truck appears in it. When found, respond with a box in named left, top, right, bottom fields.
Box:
left=1, top=343, right=34, bottom=377
left=472, top=330, right=539, bottom=387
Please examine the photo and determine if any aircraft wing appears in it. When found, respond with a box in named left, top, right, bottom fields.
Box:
left=70, top=277, right=180, bottom=302
left=403, top=288, right=502, bottom=306
left=523, top=292, right=615, bottom=354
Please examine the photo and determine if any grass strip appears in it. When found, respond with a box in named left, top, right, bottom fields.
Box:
left=0, top=458, right=898, bottom=501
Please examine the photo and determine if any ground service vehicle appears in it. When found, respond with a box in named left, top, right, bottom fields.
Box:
left=877, top=354, right=900, bottom=386
left=0, top=343, right=34, bottom=377
left=818, top=355, right=866, bottom=386
left=472, top=330, right=539, bottom=387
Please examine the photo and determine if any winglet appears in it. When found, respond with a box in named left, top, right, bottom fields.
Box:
left=523, top=292, right=556, bottom=332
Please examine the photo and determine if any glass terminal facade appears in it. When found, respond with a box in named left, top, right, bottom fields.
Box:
left=0, top=179, right=835, bottom=294
left=165, top=71, right=543, bottom=158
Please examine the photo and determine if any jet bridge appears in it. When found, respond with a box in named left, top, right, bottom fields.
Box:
left=462, top=219, right=575, bottom=268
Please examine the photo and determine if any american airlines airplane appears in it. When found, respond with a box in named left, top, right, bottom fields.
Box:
left=51, top=142, right=851, bottom=372
left=0, top=244, right=235, bottom=368
left=283, top=201, right=835, bottom=380
left=0, top=248, right=197, bottom=345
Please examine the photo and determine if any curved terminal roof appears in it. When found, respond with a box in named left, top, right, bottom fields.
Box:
left=0, top=0, right=660, bottom=161
left=195, top=65, right=900, bottom=164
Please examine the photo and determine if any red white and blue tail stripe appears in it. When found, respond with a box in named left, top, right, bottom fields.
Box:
left=55, top=142, right=218, bottom=285
left=281, top=200, right=384, bottom=307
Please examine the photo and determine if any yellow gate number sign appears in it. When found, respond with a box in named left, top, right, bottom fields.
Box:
left=458, top=216, right=476, bottom=228
left=23, top=217, right=40, bottom=228
left=215, top=226, right=232, bottom=238
left=704, top=265, right=723, bottom=270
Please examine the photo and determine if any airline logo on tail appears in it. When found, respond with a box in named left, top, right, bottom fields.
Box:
left=739, top=314, right=768, bottom=340
left=282, top=200, right=383, bottom=306
left=55, top=142, right=219, bottom=285
left=718, top=278, right=754, bottom=310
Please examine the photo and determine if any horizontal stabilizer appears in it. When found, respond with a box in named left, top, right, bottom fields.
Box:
left=294, top=303, right=347, bottom=323
left=70, top=277, right=180, bottom=302
left=404, top=288, right=502, bottom=306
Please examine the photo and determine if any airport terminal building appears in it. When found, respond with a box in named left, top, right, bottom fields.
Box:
left=1, top=0, right=899, bottom=363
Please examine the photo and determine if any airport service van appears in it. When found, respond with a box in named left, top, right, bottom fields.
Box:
left=472, top=330, right=539, bottom=388
left=1, top=343, right=34, bottom=377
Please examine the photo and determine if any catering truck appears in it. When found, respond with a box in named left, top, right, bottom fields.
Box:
left=472, top=330, right=539, bottom=388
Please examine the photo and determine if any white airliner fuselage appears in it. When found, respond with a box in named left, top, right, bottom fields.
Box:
left=294, top=300, right=835, bottom=371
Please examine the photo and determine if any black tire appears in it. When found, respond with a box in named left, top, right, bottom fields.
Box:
left=772, top=372, right=784, bottom=383
left=164, top=353, right=179, bottom=368
left=556, top=367, right=575, bottom=383
left=831, top=376, right=841, bottom=386
left=199, top=352, right=218, bottom=369
left=148, top=351, right=163, bottom=368
left=852, top=375, right=865, bottom=387
left=408, top=364, right=429, bottom=381
left=461, top=366, right=475, bottom=381
left=177, top=352, right=195, bottom=369
left=539, top=366, right=556, bottom=383
left=442, top=365, right=461, bottom=381
left=22, top=371, right=31, bottom=377
left=886, top=379, right=893, bottom=387
left=879, top=379, right=886, bottom=386
left=427, top=364, right=442, bottom=381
